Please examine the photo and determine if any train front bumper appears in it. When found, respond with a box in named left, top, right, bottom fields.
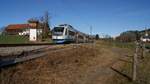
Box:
left=52, top=39, right=66, bottom=44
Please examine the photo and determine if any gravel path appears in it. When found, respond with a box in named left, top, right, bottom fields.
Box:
left=0, top=46, right=48, bottom=56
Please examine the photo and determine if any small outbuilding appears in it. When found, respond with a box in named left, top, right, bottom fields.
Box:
left=140, top=31, right=150, bottom=42
left=141, top=36, right=150, bottom=42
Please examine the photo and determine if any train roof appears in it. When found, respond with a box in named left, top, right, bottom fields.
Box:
left=54, top=24, right=77, bottom=32
left=54, top=24, right=91, bottom=36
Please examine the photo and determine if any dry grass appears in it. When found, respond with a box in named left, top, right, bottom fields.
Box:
left=0, top=42, right=133, bottom=84
left=112, top=53, right=150, bottom=84
left=0, top=45, right=98, bottom=84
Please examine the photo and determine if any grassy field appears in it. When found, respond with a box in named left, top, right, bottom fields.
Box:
left=99, top=40, right=135, bottom=49
left=0, top=40, right=149, bottom=84
left=0, top=35, right=29, bottom=44
left=1, top=41, right=132, bottom=84
left=0, top=35, right=53, bottom=44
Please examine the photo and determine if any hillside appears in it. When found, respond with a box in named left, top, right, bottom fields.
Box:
left=116, top=29, right=150, bottom=42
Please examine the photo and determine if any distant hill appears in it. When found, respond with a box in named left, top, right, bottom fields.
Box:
left=140, top=29, right=150, bottom=35
left=116, top=29, right=150, bottom=42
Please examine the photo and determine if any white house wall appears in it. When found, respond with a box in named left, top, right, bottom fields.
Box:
left=29, top=29, right=37, bottom=41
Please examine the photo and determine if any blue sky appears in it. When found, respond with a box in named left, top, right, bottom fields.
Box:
left=0, top=0, right=150, bottom=36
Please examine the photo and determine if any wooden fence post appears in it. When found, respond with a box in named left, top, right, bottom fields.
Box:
left=132, top=42, right=138, bottom=81
left=142, top=43, right=146, bottom=58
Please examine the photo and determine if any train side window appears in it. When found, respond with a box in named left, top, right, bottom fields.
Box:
left=69, top=30, right=75, bottom=36
left=78, top=35, right=83, bottom=39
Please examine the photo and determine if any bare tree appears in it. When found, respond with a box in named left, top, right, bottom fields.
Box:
left=0, top=26, right=6, bottom=35
left=42, top=11, right=51, bottom=39
left=27, top=12, right=51, bottom=41
left=28, top=17, right=39, bottom=23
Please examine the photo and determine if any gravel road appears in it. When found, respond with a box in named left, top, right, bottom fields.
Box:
left=0, top=46, right=48, bottom=56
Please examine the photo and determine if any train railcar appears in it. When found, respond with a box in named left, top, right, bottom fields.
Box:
left=52, top=24, right=91, bottom=44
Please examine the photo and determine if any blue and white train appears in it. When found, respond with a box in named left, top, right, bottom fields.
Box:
left=52, top=24, right=93, bottom=44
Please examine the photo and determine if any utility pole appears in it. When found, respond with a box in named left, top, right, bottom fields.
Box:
left=90, top=26, right=95, bottom=56
left=90, top=26, right=92, bottom=36
left=90, top=26, right=93, bottom=43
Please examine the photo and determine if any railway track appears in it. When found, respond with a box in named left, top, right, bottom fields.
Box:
left=0, top=43, right=54, bottom=47
left=0, top=45, right=73, bottom=68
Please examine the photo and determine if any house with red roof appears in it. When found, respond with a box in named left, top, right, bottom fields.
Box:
left=5, top=20, right=42, bottom=36
left=5, top=20, right=43, bottom=41
left=6, top=24, right=30, bottom=35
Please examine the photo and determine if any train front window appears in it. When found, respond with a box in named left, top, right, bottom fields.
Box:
left=53, top=27, right=64, bottom=35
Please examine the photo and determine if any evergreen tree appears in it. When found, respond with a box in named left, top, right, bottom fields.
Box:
left=95, top=34, right=99, bottom=40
